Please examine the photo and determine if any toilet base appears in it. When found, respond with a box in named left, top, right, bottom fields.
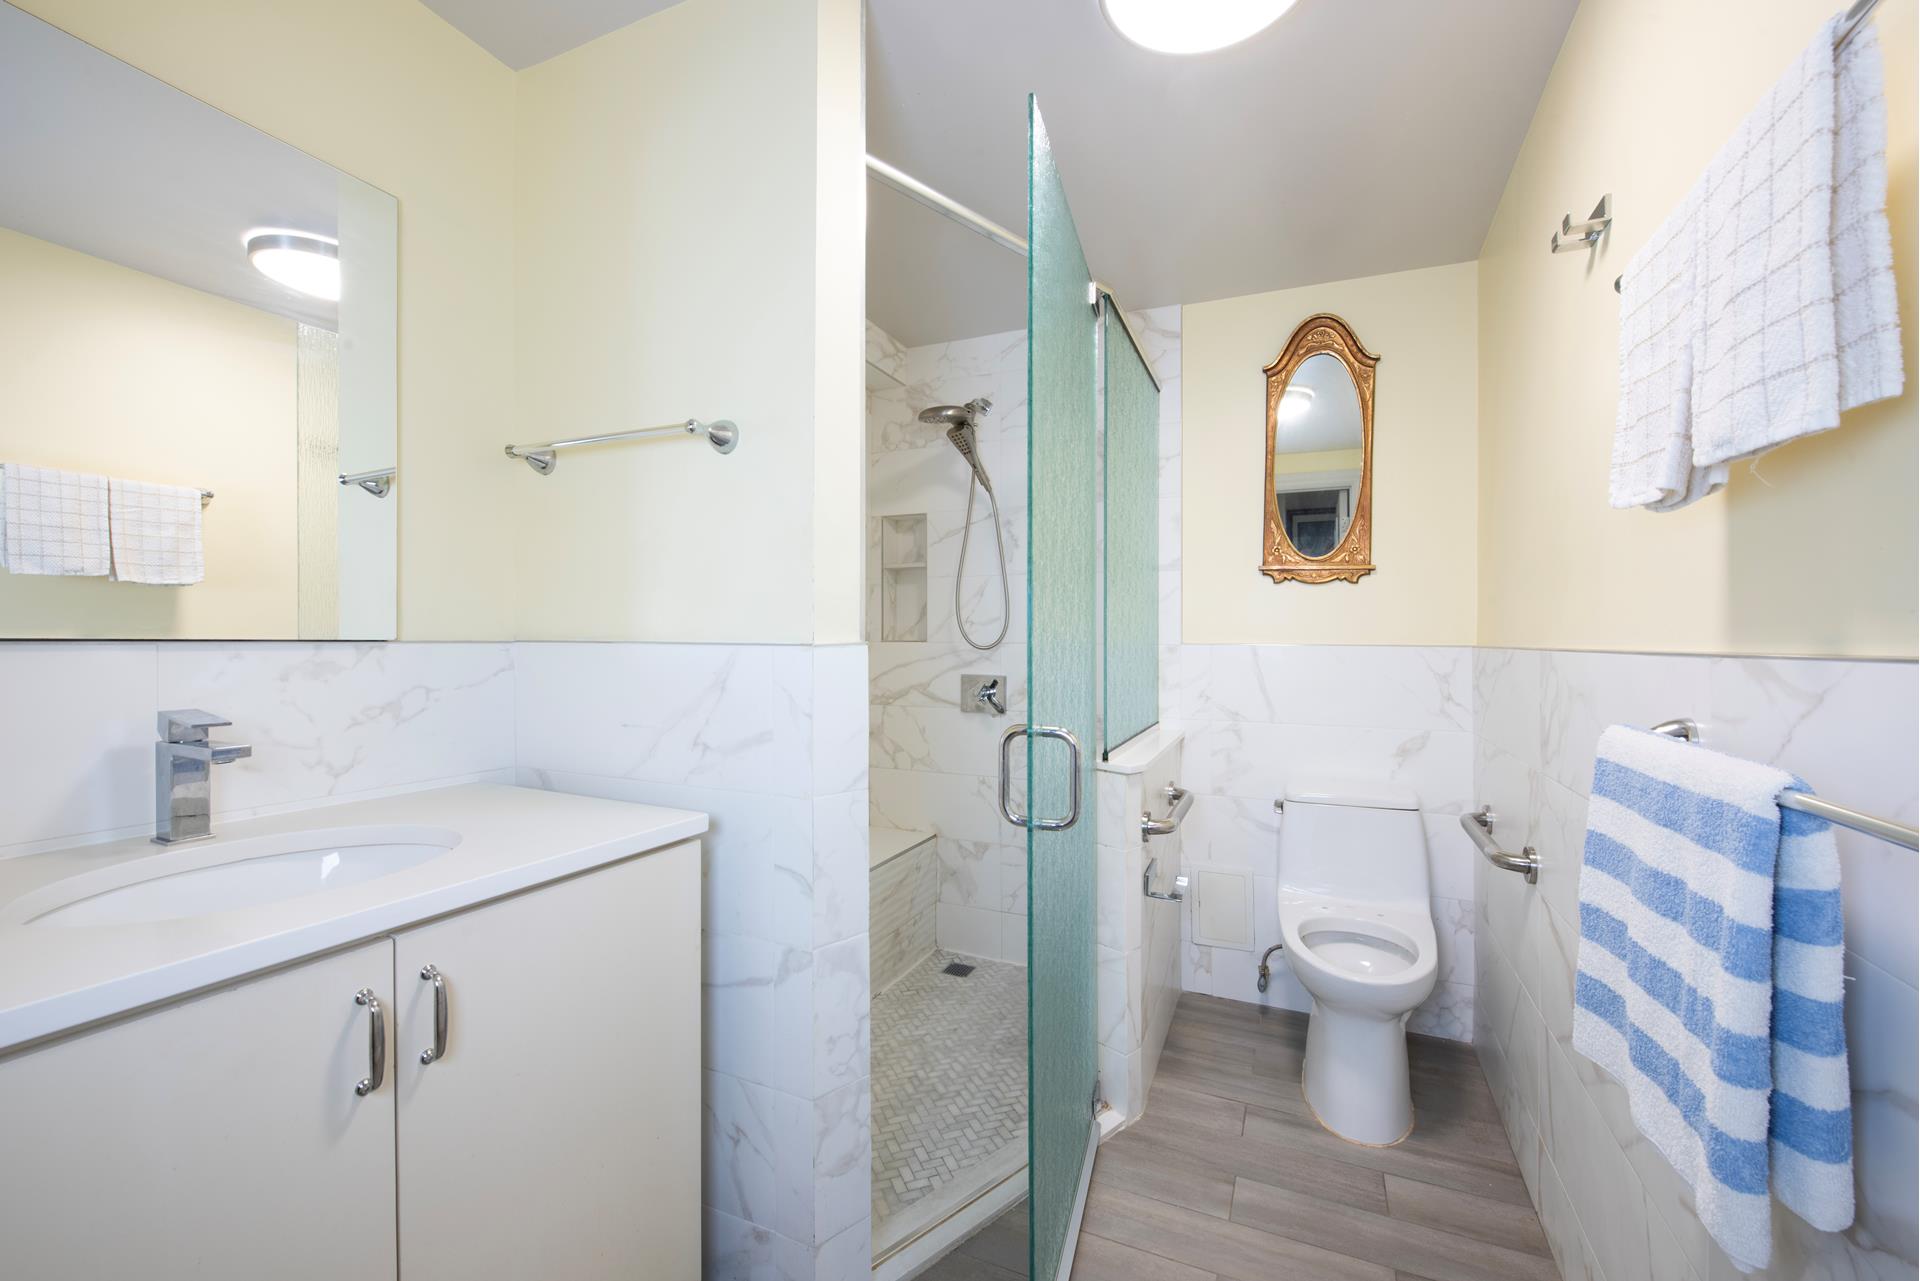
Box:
left=1300, top=998, right=1416, bottom=1146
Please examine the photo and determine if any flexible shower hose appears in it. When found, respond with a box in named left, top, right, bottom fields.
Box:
left=955, top=472, right=1011, bottom=651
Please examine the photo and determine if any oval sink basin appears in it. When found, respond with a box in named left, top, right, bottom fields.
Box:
left=22, top=826, right=461, bottom=928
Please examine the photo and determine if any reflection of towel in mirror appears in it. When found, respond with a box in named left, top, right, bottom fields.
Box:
left=1612, top=14, right=1904, bottom=511
left=108, top=478, right=205, bottom=586
left=0, top=463, right=110, bottom=576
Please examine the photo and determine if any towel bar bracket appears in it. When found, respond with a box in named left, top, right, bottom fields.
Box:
left=1462, top=807, right=1540, bottom=883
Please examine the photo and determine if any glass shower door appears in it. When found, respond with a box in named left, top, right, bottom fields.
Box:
left=1023, top=95, right=1098, bottom=1281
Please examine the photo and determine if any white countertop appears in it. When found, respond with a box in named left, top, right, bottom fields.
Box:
left=0, top=784, right=706, bottom=1054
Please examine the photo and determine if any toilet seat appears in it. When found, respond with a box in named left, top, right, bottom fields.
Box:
left=1277, top=894, right=1437, bottom=1011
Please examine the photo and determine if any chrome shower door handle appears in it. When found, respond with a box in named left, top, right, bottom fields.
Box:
left=998, top=723, right=1082, bottom=832
left=418, top=965, right=449, bottom=1065
left=353, top=988, right=385, bottom=1096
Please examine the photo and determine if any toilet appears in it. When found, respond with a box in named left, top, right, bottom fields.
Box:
left=1276, top=780, right=1438, bottom=1146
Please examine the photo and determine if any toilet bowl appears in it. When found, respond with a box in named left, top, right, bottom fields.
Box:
left=1275, top=781, right=1437, bottom=1146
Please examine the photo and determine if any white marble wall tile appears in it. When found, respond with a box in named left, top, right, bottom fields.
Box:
left=811, top=1075, right=871, bottom=1245
left=869, top=843, right=935, bottom=993
left=1475, top=647, right=1919, bottom=1281
left=935, top=835, right=999, bottom=909
left=812, top=934, right=870, bottom=1095
left=704, top=1206, right=812, bottom=1281
left=865, top=320, right=907, bottom=384
left=0, top=642, right=157, bottom=853
left=872, top=703, right=1009, bottom=776
left=514, top=642, right=811, bottom=797
left=154, top=642, right=514, bottom=815
left=811, top=647, right=869, bottom=797
left=1408, top=981, right=1474, bottom=1041
left=1182, top=644, right=1471, bottom=732
left=812, top=790, right=868, bottom=949
left=935, top=900, right=1003, bottom=962
left=704, top=1068, right=815, bottom=1248
left=1184, top=721, right=1473, bottom=816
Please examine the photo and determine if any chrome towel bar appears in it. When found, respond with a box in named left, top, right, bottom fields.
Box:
left=1610, top=0, right=1883, bottom=294
left=1141, top=783, right=1193, bottom=840
left=338, top=467, right=396, bottom=497
left=1462, top=808, right=1540, bottom=883
left=1649, top=718, right=1918, bottom=850
left=505, top=418, right=739, bottom=474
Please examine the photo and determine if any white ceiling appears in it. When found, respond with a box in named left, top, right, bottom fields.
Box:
left=867, top=0, right=1578, bottom=346
left=0, top=3, right=371, bottom=330
left=418, top=0, right=1579, bottom=348
left=422, top=0, right=684, bottom=68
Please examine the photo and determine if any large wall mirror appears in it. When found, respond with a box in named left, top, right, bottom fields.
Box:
left=1260, top=313, right=1377, bottom=584
left=0, top=3, right=397, bottom=639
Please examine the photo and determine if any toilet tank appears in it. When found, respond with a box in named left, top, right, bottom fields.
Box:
left=1277, top=780, right=1429, bottom=905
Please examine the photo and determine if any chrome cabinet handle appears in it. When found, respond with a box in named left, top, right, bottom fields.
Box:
left=353, top=988, right=385, bottom=1096
left=998, top=723, right=1082, bottom=832
left=1140, top=783, right=1194, bottom=840
left=418, top=965, right=449, bottom=1065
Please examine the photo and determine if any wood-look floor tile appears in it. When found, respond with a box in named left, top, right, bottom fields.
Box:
left=1383, top=1175, right=1551, bottom=1257
left=1229, top=1177, right=1560, bottom=1281
left=1083, top=1184, right=1395, bottom=1281
left=1070, top=1233, right=1216, bottom=1281
left=1139, top=1082, right=1246, bottom=1140
left=1091, top=1126, right=1237, bottom=1217
left=1243, top=1105, right=1532, bottom=1206
left=1123, top=1106, right=1390, bottom=1215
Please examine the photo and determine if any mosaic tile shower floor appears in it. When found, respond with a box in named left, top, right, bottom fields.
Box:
left=870, top=949, right=1028, bottom=1245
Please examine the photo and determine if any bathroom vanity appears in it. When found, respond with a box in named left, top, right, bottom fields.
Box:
left=0, top=784, right=705, bottom=1281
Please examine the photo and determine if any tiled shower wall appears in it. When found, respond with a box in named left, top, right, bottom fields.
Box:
left=867, top=322, right=1032, bottom=966
left=1472, top=649, right=1918, bottom=1281
left=0, top=639, right=874, bottom=1281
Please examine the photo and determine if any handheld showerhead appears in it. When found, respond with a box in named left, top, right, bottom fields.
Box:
left=918, top=398, right=994, bottom=494
left=914, top=396, right=1009, bottom=651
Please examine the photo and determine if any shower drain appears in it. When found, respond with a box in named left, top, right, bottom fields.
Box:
left=941, top=961, right=976, bottom=978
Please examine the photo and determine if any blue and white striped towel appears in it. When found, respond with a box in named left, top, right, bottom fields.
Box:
left=1573, top=725, right=1852, bottom=1272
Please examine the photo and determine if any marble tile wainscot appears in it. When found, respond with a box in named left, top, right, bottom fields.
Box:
left=1472, top=648, right=1919, bottom=1281
left=514, top=640, right=873, bottom=1281
left=1169, top=643, right=1479, bottom=1041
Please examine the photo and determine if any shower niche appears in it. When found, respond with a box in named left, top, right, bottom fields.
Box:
left=880, top=513, right=928, bottom=642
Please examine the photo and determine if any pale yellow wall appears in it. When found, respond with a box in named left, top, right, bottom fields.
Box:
left=1477, top=0, right=1918, bottom=658
left=0, top=227, right=296, bottom=637
left=19, top=0, right=520, bottom=641
left=1274, top=448, right=1364, bottom=476
left=511, top=0, right=863, bottom=643
left=1183, top=262, right=1479, bottom=645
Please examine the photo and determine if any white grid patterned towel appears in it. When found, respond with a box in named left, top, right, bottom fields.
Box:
left=0, top=463, right=110, bottom=576
left=108, top=478, right=205, bottom=585
left=1613, top=13, right=1903, bottom=511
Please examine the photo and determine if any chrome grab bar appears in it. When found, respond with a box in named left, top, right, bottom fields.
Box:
left=1462, top=807, right=1540, bottom=884
left=418, top=965, right=449, bottom=1066
left=1142, top=856, right=1187, bottom=902
left=998, top=723, right=1082, bottom=832
left=1140, top=783, right=1194, bottom=840
left=353, top=988, right=385, bottom=1096
left=338, top=467, right=396, bottom=497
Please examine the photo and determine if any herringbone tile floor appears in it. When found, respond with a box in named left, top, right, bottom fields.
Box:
left=871, top=950, right=1028, bottom=1234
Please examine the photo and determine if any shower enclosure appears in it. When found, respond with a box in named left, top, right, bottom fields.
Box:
left=865, top=96, right=1154, bottom=1281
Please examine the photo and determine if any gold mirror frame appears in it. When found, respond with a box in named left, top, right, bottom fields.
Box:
left=1260, top=313, right=1379, bottom=584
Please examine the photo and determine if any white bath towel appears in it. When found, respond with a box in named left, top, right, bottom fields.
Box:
left=108, top=478, right=205, bottom=585
left=1611, top=12, right=1903, bottom=511
left=1612, top=186, right=1717, bottom=510
left=1692, top=15, right=1903, bottom=472
left=0, top=463, right=110, bottom=576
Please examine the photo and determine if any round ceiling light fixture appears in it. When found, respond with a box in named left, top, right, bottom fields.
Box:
left=1277, top=384, right=1316, bottom=424
left=1101, top=0, right=1298, bottom=54
left=244, top=229, right=340, bottom=302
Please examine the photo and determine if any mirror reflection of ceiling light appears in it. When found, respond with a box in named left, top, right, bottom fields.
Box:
left=1278, top=384, right=1316, bottom=424
left=1100, top=0, right=1297, bottom=54
left=244, top=229, right=340, bottom=302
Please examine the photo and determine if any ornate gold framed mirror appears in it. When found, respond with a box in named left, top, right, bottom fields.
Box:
left=1260, top=313, right=1379, bottom=584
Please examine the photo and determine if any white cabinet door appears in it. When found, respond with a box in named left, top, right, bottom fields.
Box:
left=393, top=841, right=701, bottom=1281
left=0, top=940, right=398, bottom=1281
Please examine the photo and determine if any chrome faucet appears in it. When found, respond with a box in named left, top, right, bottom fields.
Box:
left=154, top=710, right=251, bottom=844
